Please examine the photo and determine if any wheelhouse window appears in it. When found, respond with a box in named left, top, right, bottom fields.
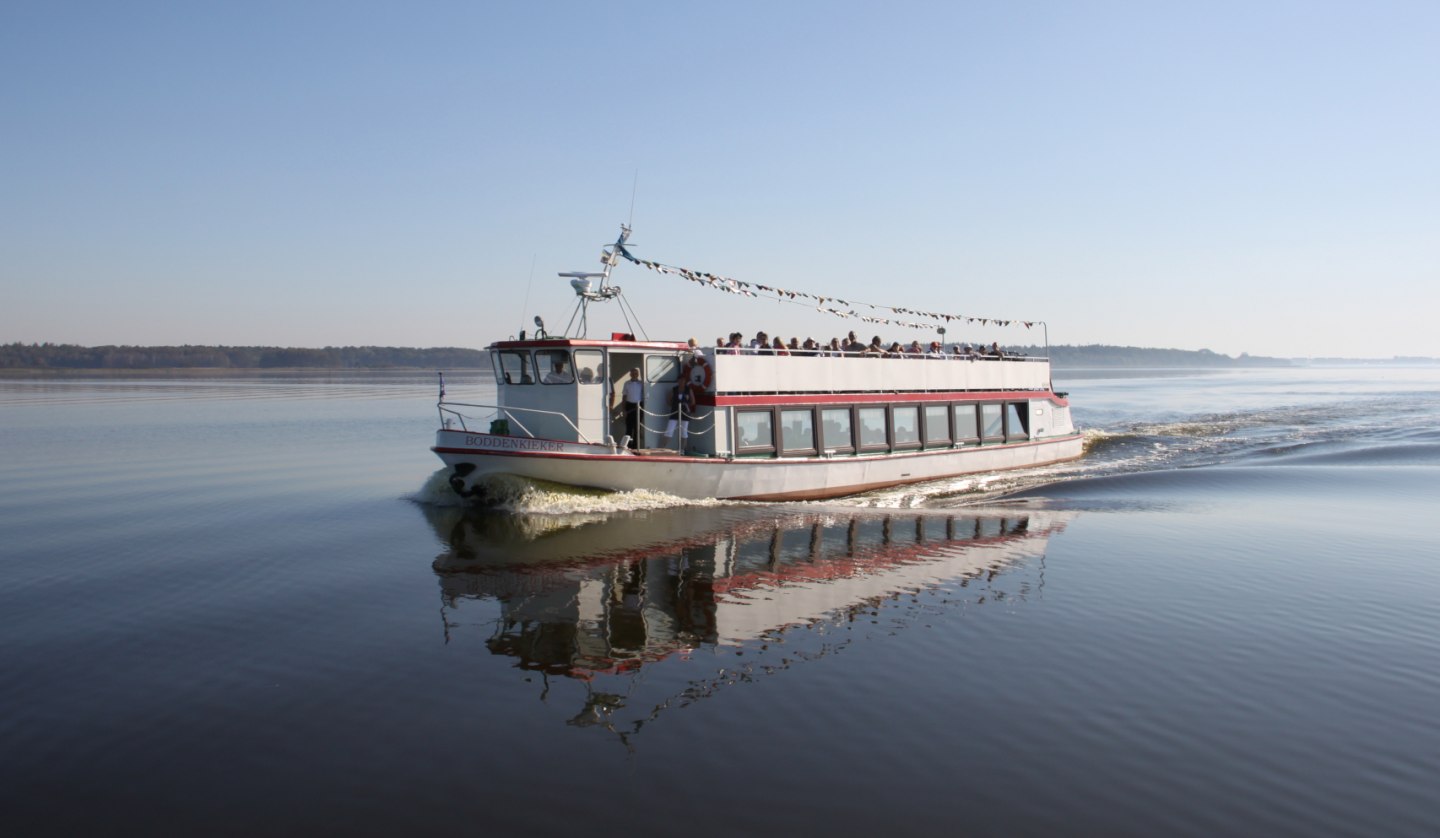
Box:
left=780, top=408, right=817, bottom=455
left=496, top=350, right=534, bottom=385
left=1006, top=403, right=1030, bottom=441
left=924, top=404, right=951, bottom=446
left=821, top=407, right=854, bottom=454
left=892, top=406, right=920, bottom=449
left=573, top=349, right=603, bottom=385
left=736, top=410, right=775, bottom=455
left=980, top=403, right=1005, bottom=442
left=536, top=349, right=574, bottom=384
left=646, top=355, right=680, bottom=384
left=857, top=406, right=888, bottom=451
left=954, top=404, right=980, bottom=445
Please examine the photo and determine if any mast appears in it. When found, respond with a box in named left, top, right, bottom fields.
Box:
left=561, top=225, right=632, bottom=338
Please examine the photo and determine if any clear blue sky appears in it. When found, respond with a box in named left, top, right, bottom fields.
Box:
left=4, top=1, right=1437, bottom=358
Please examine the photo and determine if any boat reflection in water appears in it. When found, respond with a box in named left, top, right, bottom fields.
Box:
left=425, top=503, right=1076, bottom=681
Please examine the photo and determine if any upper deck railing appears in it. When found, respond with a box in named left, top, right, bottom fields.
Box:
left=704, top=349, right=1053, bottom=395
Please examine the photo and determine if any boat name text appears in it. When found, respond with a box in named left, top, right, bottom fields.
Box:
left=465, top=435, right=567, bottom=452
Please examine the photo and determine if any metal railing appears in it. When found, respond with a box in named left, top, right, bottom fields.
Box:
left=438, top=400, right=598, bottom=445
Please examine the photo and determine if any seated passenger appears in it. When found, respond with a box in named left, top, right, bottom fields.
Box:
left=543, top=359, right=573, bottom=383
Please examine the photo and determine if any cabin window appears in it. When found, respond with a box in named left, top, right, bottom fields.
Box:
left=497, top=350, right=534, bottom=385
left=736, top=410, right=775, bottom=454
left=780, top=409, right=817, bottom=455
left=821, top=407, right=854, bottom=453
left=646, top=355, right=680, bottom=384
left=536, top=349, right=574, bottom=384
left=954, top=404, right=979, bottom=445
left=573, top=349, right=603, bottom=385
left=980, top=403, right=1005, bottom=442
left=924, top=405, right=951, bottom=446
left=1006, top=403, right=1030, bottom=441
left=891, top=406, right=920, bottom=449
left=857, top=407, right=889, bottom=451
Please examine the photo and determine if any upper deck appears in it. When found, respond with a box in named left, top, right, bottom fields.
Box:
left=709, top=351, right=1051, bottom=395
left=488, top=337, right=1053, bottom=395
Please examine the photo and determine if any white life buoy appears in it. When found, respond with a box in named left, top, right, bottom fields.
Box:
left=682, top=354, right=713, bottom=390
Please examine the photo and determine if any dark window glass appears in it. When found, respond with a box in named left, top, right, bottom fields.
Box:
left=821, top=408, right=853, bottom=451
left=954, top=404, right=979, bottom=442
left=858, top=407, right=888, bottom=448
left=924, top=405, right=950, bottom=444
left=498, top=351, right=533, bottom=385
left=981, top=403, right=1004, bottom=440
left=892, top=406, right=920, bottom=446
left=781, top=409, right=816, bottom=453
left=737, top=411, right=774, bottom=451
left=536, top=349, right=573, bottom=384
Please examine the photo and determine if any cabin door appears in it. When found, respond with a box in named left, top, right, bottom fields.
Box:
left=608, top=351, right=645, bottom=447
left=572, top=348, right=607, bottom=443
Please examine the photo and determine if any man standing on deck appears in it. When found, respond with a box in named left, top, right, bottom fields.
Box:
left=613, top=367, right=644, bottom=449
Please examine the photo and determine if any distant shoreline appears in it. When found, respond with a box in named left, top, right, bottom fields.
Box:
left=2, top=342, right=1434, bottom=373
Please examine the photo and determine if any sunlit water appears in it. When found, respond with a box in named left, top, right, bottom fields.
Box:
left=3, top=366, right=1439, bottom=836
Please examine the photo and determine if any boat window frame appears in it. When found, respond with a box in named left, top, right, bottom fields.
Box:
left=820, top=406, right=855, bottom=455
left=856, top=405, right=890, bottom=453
left=890, top=404, right=921, bottom=451
left=496, top=349, right=535, bottom=386
left=980, top=402, right=1005, bottom=443
left=779, top=407, right=818, bottom=456
left=735, top=409, right=776, bottom=456
left=923, top=403, right=952, bottom=447
left=573, top=349, right=604, bottom=386
left=535, top=349, right=574, bottom=385
left=1005, top=402, right=1030, bottom=441
left=646, top=355, right=681, bottom=384
left=954, top=403, right=980, bottom=446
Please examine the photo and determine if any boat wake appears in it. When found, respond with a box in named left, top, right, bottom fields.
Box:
left=411, top=468, right=726, bottom=515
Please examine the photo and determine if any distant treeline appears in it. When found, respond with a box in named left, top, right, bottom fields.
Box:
left=0, top=343, right=488, bottom=370
left=1, top=341, right=1292, bottom=371
left=1007, top=344, right=1292, bottom=368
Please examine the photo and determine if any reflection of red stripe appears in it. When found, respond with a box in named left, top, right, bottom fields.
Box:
left=714, top=391, right=1068, bottom=406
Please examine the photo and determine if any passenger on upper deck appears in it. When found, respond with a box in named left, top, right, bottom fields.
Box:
left=772, top=336, right=788, bottom=356
left=845, top=331, right=866, bottom=354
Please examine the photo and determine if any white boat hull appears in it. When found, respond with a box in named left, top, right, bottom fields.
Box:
left=433, top=429, right=1084, bottom=501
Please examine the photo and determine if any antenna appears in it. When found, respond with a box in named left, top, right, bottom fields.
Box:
left=628, top=170, right=639, bottom=228
left=518, top=253, right=537, bottom=336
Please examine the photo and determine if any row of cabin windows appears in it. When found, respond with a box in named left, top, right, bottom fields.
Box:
left=494, top=349, right=681, bottom=386
left=735, top=402, right=1029, bottom=456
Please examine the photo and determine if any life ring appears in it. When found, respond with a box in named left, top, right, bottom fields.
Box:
left=682, top=354, right=713, bottom=390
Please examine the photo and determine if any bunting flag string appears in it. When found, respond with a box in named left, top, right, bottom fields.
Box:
left=610, top=243, right=1040, bottom=332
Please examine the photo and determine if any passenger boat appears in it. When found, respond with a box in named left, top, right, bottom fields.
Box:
left=432, top=226, right=1083, bottom=502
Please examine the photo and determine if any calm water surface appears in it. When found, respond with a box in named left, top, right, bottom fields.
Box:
left=3, top=366, right=1439, bottom=836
